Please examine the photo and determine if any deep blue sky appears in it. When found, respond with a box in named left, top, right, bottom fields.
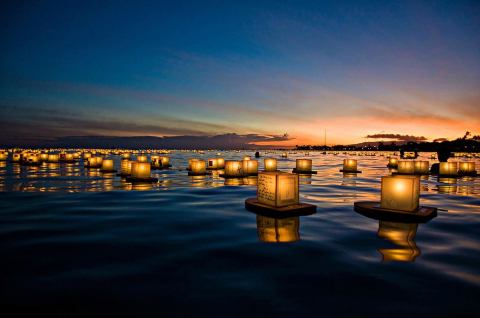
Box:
left=1, top=0, right=479, bottom=145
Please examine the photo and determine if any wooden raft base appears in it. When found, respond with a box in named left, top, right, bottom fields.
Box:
left=458, top=172, right=477, bottom=177
left=354, top=201, right=437, bottom=223
left=340, top=169, right=362, bottom=173
left=391, top=172, right=430, bottom=176
left=125, top=177, right=158, bottom=183
left=245, top=198, right=316, bottom=218
left=188, top=172, right=208, bottom=176
left=100, top=169, right=117, bottom=173
left=116, top=173, right=130, bottom=177
left=219, top=174, right=244, bottom=179
left=292, top=169, right=317, bottom=174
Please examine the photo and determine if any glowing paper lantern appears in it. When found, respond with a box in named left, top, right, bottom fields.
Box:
left=12, top=153, right=21, bottom=162
left=242, top=159, right=258, bottom=176
left=208, top=158, right=224, bottom=170
left=150, top=156, right=161, bottom=168
left=380, top=175, right=420, bottom=212
left=190, top=160, right=206, bottom=175
left=47, top=154, right=59, bottom=163
left=295, top=159, right=312, bottom=172
left=101, top=159, right=115, bottom=172
left=0, top=152, right=7, bottom=161
left=458, top=162, right=476, bottom=175
left=439, top=162, right=458, bottom=176
left=281, top=152, right=288, bottom=158
left=257, top=172, right=299, bottom=208
left=120, top=160, right=133, bottom=175
left=25, top=154, right=40, bottom=165
left=256, top=215, right=300, bottom=243
left=64, top=153, right=74, bottom=162
left=160, top=156, right=170, bottom=167
left=83, top=152, right=92, bottom=160
left=243, top=156, right=251, bottom=161
left=188, top=159, right=199, bottom=170
left=137, top=155, right=148, bottom=163
left=388, top=158, right=398, bottom=167
left=397, top=161, right=415, bottom=174
left=122, top=153, right=131, bottom=160
left=342, top=159, right=358, bottom=172
left=264, top=158, right=277, bottom=172
left=224, top=160, right=244, bottom=177
left=414, top=161, right=429, bottom=175
left=131, top=162, right=151, bottom=179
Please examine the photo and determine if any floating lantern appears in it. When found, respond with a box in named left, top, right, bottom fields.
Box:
left=100, top=159, right=116, bottom=172
left=187, top=158, right=199, bottom=171
left=377, top=221, right=419, bottom=262
left=83, top=152, right=92, bottom=160
left=281, top=152, right=288, bottom=158
left=245, top=172, right=316, bottom=214
left=381, top=176, right=420, bottom=212
left=160, top=156, right=171, bottom=168
left=221, top=160, right=244, bottom=178
left=12, top=153, right=21, bottom=162
left=47, top=154, right=59, bottom=163
left=293, top=159, right=316, bottom=174
left=263, top=158, right=277, bottom=172
left=119, top=160, right=133, bottom=176
left=122, top=153, right=131, bottom=160
left=64, top=153, right=74, bottom=162
left=127, top=162, right=157, bottom=182
left=188, top=160, right=207, bottom=176
left=207, top=158, right=224, bottom=170
left=458, top=162, right=476, bottom=176
left=414, top=161, right=429, bottom=175
left=340, top=159, right=361, bottom=173
left=150, top=155, right=161, bottom=169
left=242, top=159, right=258, bottom=176
left=243, top=156, right=251, bottom=161
left=439, top=162, right=458, bottom=176
left=397, top=161, right=415, bottom=175
left=23, top=153, right=41, bottom=166
left=354, top=175, right=436, bottom=222
left=256, top=216, right=300, bottom=243
left=137, top=155, right=148, bottom=163
left=87, top=156, right=103, bottom=168
left=387, top=158, right=398, bottom=168
left=0, top=152, right=7, bottom=161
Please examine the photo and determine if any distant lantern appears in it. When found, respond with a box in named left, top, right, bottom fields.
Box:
left=160, top=156, right=171, bottom=168
left=151, top=155, right=161, bottom=169
left=341, top=159, right=359, bottom=173
left=87, top=156, right=103, bottom=168
left=243, top=156, right=251, bottom=161
left=120, top=160, right=133, bottom=176
left=137, top=155, right=148, bottom=163
left=256, top=215, right=300, bottom=243
left=24, top=153, right=40, bottom=165
left=188, top=159, right=199, bottom=171
left=377, top=221, right=419, bottom=262
left=47, top=154, right=59, bottom=163
left=387, top=158, right=398, bottom=168
left=223, top=160, right=244, bottom=178
left=242, top=159, right=258, bottom=176
left=439, top=162, right=458, bottom=176
left=458, top=162, right=476, bottom=176
left=281, top=152, right=288, bottom=158
left=122, top=153, right=131, bottom=160
left=414, top=161, right=429, bottom=175
left=257, top=172, right=299, bottom=208
left=83, top=152, right=92, bottom=160
left=397, top=161, right=415, bottom=174
left=100, top=159, right=116, bottom=172
left=380, top=175, right=420, bottom=212
left=293, top=159, right=314, bottom=174
left=208, top=158, right=224, bottom=170
left=264, top=158, right=277, bottom=172
left=12, top=153, right=21, bottom=162
left=39, top=153, right=48, bottom=162
left=131, top=162, right=152, bottom=179
left=189, top=160, right=207, bottom=176
left=0, top=152, right=7, bottom=161
left=64, top=153, right=74, bottom=162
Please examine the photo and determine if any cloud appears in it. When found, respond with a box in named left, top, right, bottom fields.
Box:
left=364, top=133, right=428, bottom=142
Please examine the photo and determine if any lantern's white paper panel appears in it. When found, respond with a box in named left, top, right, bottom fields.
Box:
left=101, top=159, right=114, bottom=171
left=224, top=161, right=243, bottom=177
left=388, top=158, right=398, bottom=166
left=264, top=158, right=277, bottom=172
left=242, top=159, right=258, bottom=174
left=343, top=159, right=357, bottom=172
left=191, top=160, right=206, bottom=174
left=414, top=161, right=429, bottom=174
left=48, top=154, right=59, bottom=163
left=439, top=162, right=458, bottom=176
left=380, top=175, right=420, bottom=212
left=121, top=160, right=133, bottom=174
left=151, top=156, right=161, bottom=168
left=257, top=172, right=299, bottom=207
left=131, top=162, right=151, bottom=178
left=122, top=153, right=131, bottom=159
left=397, top=161, right=415, bottom=174
left=296, top=159, right=312, bottom=172
left=188, top=159, right=199, bottom=170
left=160, top=156, right=170, bottom=166
left=459, top=162, right=475, bottom=173
left=137, top=155, right=148, bottom=163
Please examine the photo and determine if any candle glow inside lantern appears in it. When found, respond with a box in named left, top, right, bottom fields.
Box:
left=294, top=159, right=313, bottom=173
left=208, top=158, right=224, bottom=170
left=414, top=161, right=429, bottom=175
left=120, top=160, right=133, bottom=175
left=458, top=162, right=476, bottom=175
left=160, top=156, right=171, bottom=167
left=397, top=161, right=415, bottom=174
left=380, top=176, right=420, bottom=212
left=242, top=159, right=258, bottom=176
left=439, top=162, right=458, bottom=176
left=47, top=154, right=59, bottom=163
left=64, top=153, right=74, bottom=162
left=257, top=172, right=299, bottom=208
left=25, top=153, right=40, bottom=165
left=12, top=153, right=21, bottom=162
left=342, top=159, right=359, bottom=172
left=122, top=153, right=131, bottom=160
left=188, top=159, right=199, bottom=170
left=0, top=152, right=7, bottom=161
left=388, top=158, right=398, bottom=167
left=223, top=160, right=244, bottom=178
left=264, top=158, right=277, bottom=172
left=189, top=160, right=207, bottom=175
left=101, top=159, right=116, bottom=172
left=256, top=215, right=300, bottom=243
left=243, top=156, right=251, bottom=161
left=150, top=156, right=161, bottom=168
left=131, top=162, right=152, bottom=179
left=83, top=152, right=92, bottom=160
left=137, top=155, right=148, bottom=163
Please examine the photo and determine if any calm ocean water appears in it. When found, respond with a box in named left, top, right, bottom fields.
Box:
left=0, top=151, right=479, bottom=317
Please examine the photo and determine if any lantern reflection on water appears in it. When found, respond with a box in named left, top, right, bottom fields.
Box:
left=397, top=161, right=415, bottom=174
left=439, top=162, right=458, bottom=176
left=381, top=175, right=420, bottom=212
left=263, top=158, right=277, bottom=172
left=242, top=159, right=258, bottom=176
left=377, top=221, right=420, bottom=262
left=256, top=215, right=300, bottom=243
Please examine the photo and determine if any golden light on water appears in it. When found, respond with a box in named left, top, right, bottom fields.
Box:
left=377, top=221, right=420, bottom=262
left=256, top=216, right=300, bottom=243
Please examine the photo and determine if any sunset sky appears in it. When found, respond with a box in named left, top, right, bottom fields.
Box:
left=1, top=1, right=479, bottom=146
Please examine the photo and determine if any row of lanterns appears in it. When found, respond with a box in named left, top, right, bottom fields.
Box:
left=388, top=158, right=477, bottom=176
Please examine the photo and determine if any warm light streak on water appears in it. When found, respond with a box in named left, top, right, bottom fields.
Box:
left=0, top=151, right=478, bottom=315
